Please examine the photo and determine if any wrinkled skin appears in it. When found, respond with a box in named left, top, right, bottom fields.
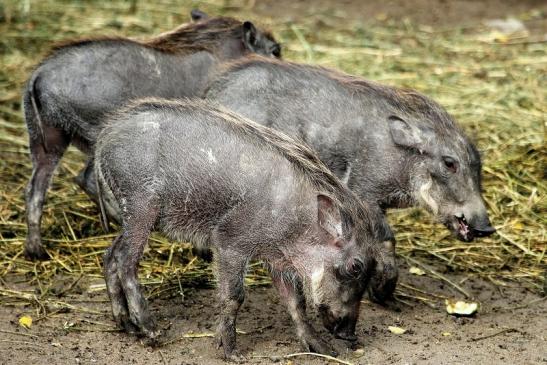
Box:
left=22, top=11, right=281, bottom=261
left=95, top=99, right=390, bottom=359
left=205, top=57, right=496, bottom=298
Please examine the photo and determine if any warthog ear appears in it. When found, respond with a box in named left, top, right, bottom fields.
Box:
left=190, top=9, right=209, bottom=22
left=271, top=42, right=282, bottom=58
left=317, top=194, right=344, bottom=246
left=242, top=21, right=258, bottom=49
left=388, top=116, right=433, bottom=154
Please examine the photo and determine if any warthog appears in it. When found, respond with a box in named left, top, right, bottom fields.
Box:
left=95, top=98, right=395, bottom=359
left=206, top=57, right=496, bottom=244
left=23, top=11, right=280, bottom=260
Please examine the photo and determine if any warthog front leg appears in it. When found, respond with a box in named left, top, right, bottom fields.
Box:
left=215, top=248, right=248, bottom=361
left=272, top=276, right=338, bottom=356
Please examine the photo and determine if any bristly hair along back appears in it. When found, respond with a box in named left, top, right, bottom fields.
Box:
left=46, top=16, right=275, bottom=59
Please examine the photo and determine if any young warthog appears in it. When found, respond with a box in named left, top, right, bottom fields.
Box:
left=23, top=11, right=280, bottom=260
left=206, top=57, right=496, bottom=243
left=95, top=99, right=394, bottom=359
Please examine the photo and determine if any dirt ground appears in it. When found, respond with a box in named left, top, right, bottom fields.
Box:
left=1, top=263, right=546, bottom=365
left=1, top=0, right=546, bottom=364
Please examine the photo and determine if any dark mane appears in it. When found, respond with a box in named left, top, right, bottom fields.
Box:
left=335, top=74, right=461, bottom=134
left=46, top=16, right=273, bottom=58
left=144, top=16, right=243, bottom=54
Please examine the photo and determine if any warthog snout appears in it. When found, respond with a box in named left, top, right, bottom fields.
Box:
left=318, top=305, right=358, bottom=342
left=468, top=214, right=496, bottom=237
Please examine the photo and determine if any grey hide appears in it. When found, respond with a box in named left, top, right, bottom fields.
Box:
left=94, top=98, right=395, bottom=359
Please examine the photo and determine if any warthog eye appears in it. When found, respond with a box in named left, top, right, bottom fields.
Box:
left=271, top=44, right=281, bottom=58
left=337, top=257, right=366, bottom=281
left=442, top=156, right=458, bottom=173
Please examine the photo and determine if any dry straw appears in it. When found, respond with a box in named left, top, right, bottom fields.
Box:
left=0, top=0, right=545, bottom=315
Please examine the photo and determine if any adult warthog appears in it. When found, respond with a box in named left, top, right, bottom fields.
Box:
left=206, top=57, right=496, bottom=246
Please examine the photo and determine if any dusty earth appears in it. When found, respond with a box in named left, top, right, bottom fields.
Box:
left=1, top=0, right=546, bottom=364
left=1, top=264, right=546, bottom=365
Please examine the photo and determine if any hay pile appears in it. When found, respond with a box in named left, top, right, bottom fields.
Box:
left=0, top=0, right=545, bottom=312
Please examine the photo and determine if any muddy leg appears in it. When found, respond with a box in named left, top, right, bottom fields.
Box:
left=113, top=200, right=160, bottom=342
left=215, top=249, right=247, bottom=361
left=104, top=235, right=138, bottom=334
left=272, top=276, right=337, bottom=356
left=25, top=125, right=70, bottom=260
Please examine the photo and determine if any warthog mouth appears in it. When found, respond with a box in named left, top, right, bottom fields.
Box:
left=446, top=214, right=474, bottom=242
left=318, top=305, right=357, bottom=342
left=456, top=215, right=472, bottom=241
left=447, top=213, right=496, bottom=242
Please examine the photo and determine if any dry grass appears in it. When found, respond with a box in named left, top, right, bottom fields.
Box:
left=0, top=0, right=545, bottom=313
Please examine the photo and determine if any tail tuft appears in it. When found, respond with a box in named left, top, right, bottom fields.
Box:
left=27, top=73, right=48, bottom=151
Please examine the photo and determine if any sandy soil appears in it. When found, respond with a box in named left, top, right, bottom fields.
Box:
left=1, top=264, right=546, bottom=365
